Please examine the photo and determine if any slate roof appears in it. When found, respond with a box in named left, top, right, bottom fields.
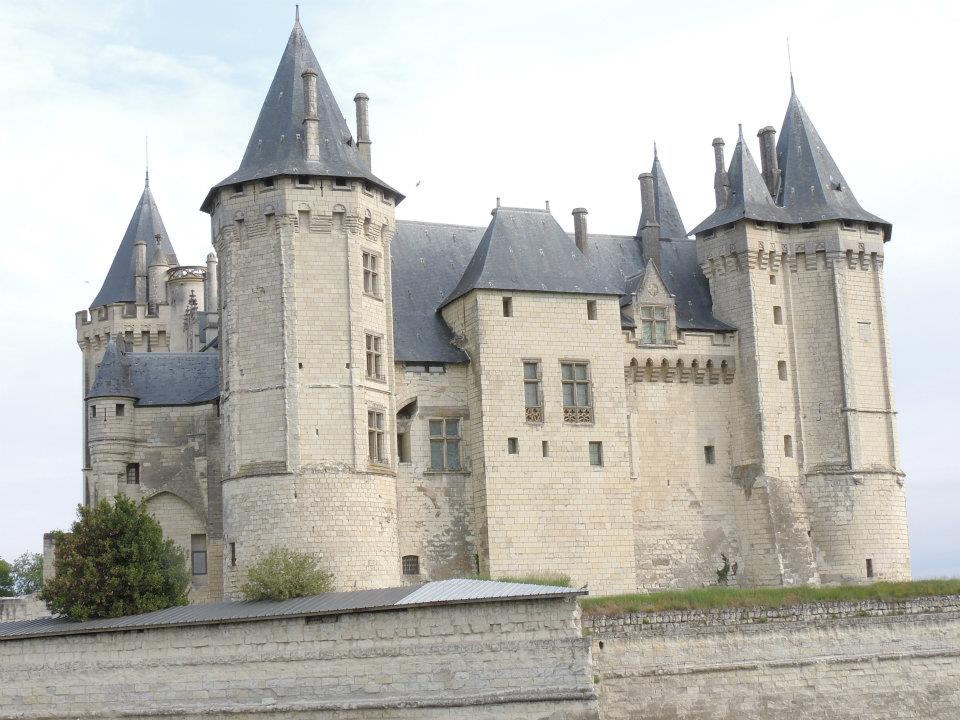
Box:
left=441, top=207, right=621, bottom=307
left=0, top=579, right=585, bottom=641
left=777, top=90, right=890, bottom=238
left=87, top=340, right=219, bottom=406
left=201, top=19, right=400, bottom=211
left=638, top=149, right=688, bottom=241
left=91, top=178, right=178, bottom=308
left=690, top=127, right=790, bottom=236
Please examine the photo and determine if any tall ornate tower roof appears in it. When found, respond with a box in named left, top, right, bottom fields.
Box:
left=777, top=89, right=890, bottom=238
left=690, top=127, right=789, bottom=235
left=441, top=206, right=619, bottom=308
left=201, top=17, right=399, bottom=210
left=638, top=149, right=687, bottom=241
left=91, top=176, right=178, bottom=308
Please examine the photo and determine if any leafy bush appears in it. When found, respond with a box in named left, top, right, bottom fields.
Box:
left=42, top=494, right=190, bottom=620
left=240, top=548, right=334, bottom=601
left=0, top=559, right=13, bottom=597
left=12, top=552, right=43, bottom=595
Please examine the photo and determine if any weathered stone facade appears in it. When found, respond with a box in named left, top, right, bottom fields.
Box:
left=66, top=17, right=910, bottom=602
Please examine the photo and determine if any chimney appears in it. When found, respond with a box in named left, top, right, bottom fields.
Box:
left=712, top=137, right=730, bottom=209
left=205, top=252, right=219, bottom=314
left=301, top=69, right=320, bottom=162
left=637, top=173, right=661, bottom=269
left=354, top=93, right=371, bottom=168
left=757, top=126, right=781, bottom=197
left=572, top=208, right=588, bottom=253
left=148, top=234, right=170, bottom=308
left=134, top=238, right=147, bottom=304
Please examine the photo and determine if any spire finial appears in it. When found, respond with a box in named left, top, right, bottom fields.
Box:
left=653, top=141, right=658, bottom=159
left=738, top=123, right=744, bottom=140
left=787, top=37, right=795, bottom=94
left=145, top=136, right=149, bottom=187
left=295, top=4, right=300, bottom=23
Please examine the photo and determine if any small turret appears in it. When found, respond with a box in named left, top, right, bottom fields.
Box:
left=204, top=252, right=219, bottom=312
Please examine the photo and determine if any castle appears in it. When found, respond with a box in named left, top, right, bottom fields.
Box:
left=71, top=16, right=910, bottom=602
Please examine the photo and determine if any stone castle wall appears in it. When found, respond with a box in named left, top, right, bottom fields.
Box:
left=0, top=596, right=596, bottom=720
left=587, top=595, right=960, bottom=720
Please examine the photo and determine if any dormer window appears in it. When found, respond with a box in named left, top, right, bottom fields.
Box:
left=640, top=306, right=668, bottom=345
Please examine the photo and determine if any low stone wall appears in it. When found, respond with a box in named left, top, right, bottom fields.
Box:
left=0, top=596, right=596, bottom=720
left=586, top=595, right=960, bottom=720
left=0, top=595, right=50, bottom=622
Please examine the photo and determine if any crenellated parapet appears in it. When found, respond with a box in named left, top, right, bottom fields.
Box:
left=76, top=302, right=171, bottom=356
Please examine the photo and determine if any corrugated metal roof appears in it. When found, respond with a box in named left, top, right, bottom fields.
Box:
left=0, top=580, right=585, bottom=642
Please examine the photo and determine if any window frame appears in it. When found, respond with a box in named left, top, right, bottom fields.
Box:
left=402, top=554, right=420, bottom=576
left=523, top=360, right=543, bottom=423
left=560, top=361, right=594, bottom=424
left=365, top=332, right=385, bottom=381
left=368, top=409, right=387, bottom=465
left=589, top=441, right=604, bottom=467
left=191, top=534, right=208, bottom=576
left=428, top=418, right=462, bottom=472
left=362, top=251, right=382, bottom=298
left=125, top=462, right=140, bottom=485
left=639, top=305, right=669, bottom=345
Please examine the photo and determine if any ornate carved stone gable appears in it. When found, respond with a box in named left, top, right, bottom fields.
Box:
left=637, top=259, right=672, bottom=303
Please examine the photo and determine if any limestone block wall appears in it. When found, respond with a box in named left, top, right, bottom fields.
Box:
left=395, top=364, right=477, bottom=581
left=587, top=595, right=960, bottom=720
left=443, top=290, right=636, bottom=594
left=0, top=596, right=50, bottom=622
left=0, top=597, right=597, bottom=720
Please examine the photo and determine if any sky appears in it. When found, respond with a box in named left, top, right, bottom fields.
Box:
left=0, top=0, right=956, bottom=578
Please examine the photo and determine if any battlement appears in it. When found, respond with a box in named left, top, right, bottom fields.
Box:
left=76, top=302, right=170, bottom=353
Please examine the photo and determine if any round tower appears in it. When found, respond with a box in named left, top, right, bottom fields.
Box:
left=202, top=18, right=403, bottom=597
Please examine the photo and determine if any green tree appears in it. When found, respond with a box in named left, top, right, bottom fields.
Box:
left=12, top=552, right=44, bottom=595
left=42, top=495, right=190, bottom=620
left=0, top=558, right=14, bottom=597
left=240, top=548, right=334, bottom=601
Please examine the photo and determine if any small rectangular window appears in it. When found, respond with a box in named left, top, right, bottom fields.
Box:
left=191, top=534, right=208, bottom=576
left=778, top=361, right=788, bottom=380
left=776, top=223, right=788, bottom=232
left=232, top=182, right=244, bottom=194
left=126, top=463, right=140, bottom=484
left=587, top=300, right=597, bottom=320
left=405, top=363, right=426, bottom=374
left=426, top=364, right=446, bottom=374
left=365, top=333, right=384, bottom=380
left=229, top=542, right=236, bottom=567
left=542, top=440, right=550, bottom=457
left=429, top=419, right=461, bottom=471
left=115, top=403, right=125, bottom=417
left=866, top=558, right=874, bottom=578
left=523, top=361, right=543, bottom=422
left=784, top=434, right=794, bottom=458
left=90, top=405, right=96, bottom=418
left=402, top=555, right=420, bottom=575
left=368, top=409, right=386, bottom=464
left=755, top=221, right=767, bottom=228
left=297, top=175, right=311, bottom=186
left=589, top=441, right=603, bottom=467
left=507, top=437, right=519, bottom=454
left=841, top=220, right=856, bottom=230
left=769, top=274, right=776, bottom=285
left=397, top=432, right=411, bottom=463
left=800, top=222, right=817, bottom=231
left=704, top=445, right=716, bottom=465
left=773, top=306, right=783, bottom=325
left=866, top=223, right=880, bottom=234
left=502, top=296, right=513, bottom=317
left=334, top=177, right=350, bottom=188
left=362, top=252, right=381, bottom=297
left=561, top=361, right=593, bottom=423
left=262, top=177, right=275, bottom=189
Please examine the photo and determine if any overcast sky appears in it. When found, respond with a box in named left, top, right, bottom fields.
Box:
left=0, top=0, right=956, bottom=578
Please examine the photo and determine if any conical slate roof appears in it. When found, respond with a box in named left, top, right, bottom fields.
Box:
left=87, top=338, right=136, bottom=399
left=690, top=128, right=790, bottom=235
left=441, top=207, right=620, bottom=308
left=638, top=150, right=688, bottom=241
left=202, top=19, right=400, bottom=210
left=777, top=90, right=890, bottom=237
left=91, top=178, right=178, bottom=308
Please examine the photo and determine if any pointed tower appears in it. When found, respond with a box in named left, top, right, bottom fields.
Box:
left=202, top=16, right=403, bottom=596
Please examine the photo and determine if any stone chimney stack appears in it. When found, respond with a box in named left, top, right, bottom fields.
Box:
left=712, top=137, right=730, bottom=209
left=205, top=252, right=219, bottom=313
left=354, top=93, right=371, bottom=168
left=134, top=238, right=147, bottom=304
left=757, top=125, right=781, bottom=198
left=638, top=172, right=662, bottom=269
left=301, top=69, right=320, bottom=162
left=572, top=207, right=588, bottom=253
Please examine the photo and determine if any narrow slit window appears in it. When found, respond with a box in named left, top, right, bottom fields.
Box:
left=90, top=405, right=96, bottom=418
left=542, top=440, right=550, bottom=457
left=502, top=296, right=513, bottom=317
left=704, top=445, right=716, bottom=465
left=587, top=300, right=597, bottom=320
left=589, top=441, right=603, bottom=467
left=229, top=542, right=236, bottom=567
left=784, top=434, right=794, bottom=458
left=866, top=558, right=874, bottom=578
left=773, top=306, right=783, bottom=325
left=397, top=432, right=411, bottom=463
left=778, top=361, right=788, bottom=380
